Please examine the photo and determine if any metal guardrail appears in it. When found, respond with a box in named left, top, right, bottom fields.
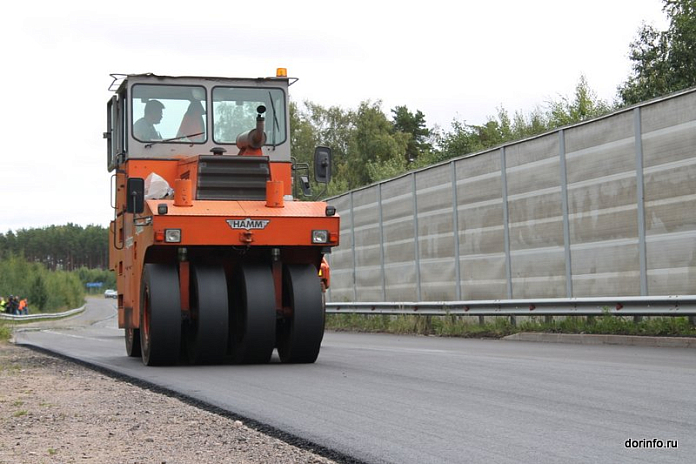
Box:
left=0, top=305, right=86, bottom=322
left=326, top=296, right=696, bottom=317
left=4, top=297, right=694, bottom=321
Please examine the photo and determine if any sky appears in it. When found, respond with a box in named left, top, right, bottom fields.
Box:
left=0, top=0, right=669, bottom=233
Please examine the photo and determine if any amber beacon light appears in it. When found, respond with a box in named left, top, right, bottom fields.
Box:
left=276, top=68, right=288, bottom=77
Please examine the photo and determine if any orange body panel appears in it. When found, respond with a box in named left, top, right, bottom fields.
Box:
left=146, top=199, right=338, bottom=245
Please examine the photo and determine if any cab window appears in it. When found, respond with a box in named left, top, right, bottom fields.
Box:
left=212, top=87, right=286, bottom=145
left=131, top=84, right=207, bottom=143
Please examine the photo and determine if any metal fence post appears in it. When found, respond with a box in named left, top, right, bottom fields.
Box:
left=412, top=173, right=422, bottom=301
left=350, top=191, right=358, bottom=302
left=378, top=184, right=386, bottom=301
left=634, top=107, right=648, bottom=323
left=500, top=147, right=514, bottom=325
left=501, top=147, right=513, bottom=299
left=559, top=129, right=573, bottom=298
left=451, top=161, right=462, bottom=300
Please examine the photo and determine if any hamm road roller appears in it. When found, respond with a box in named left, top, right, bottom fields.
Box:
left=105, top=70, right=339, bottom=366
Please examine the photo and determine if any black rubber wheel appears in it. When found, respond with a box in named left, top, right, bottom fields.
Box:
left=140, top=264, right=182, bottom=366
left=185, top=265, right=229, bottom=364
left=125, top=327, right=141, bottom=357
left=229, top=263, right=276, bottom=364
left=277, top=264, right=325, bottom=364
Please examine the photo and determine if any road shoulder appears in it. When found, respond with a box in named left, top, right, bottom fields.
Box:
left=504, top=332, right=696, bottom=348
left=0, top=342, right=337, bottom=464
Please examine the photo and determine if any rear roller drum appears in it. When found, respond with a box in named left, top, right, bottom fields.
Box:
left=277, top=264, right=325, bottom=364
left=228, top=264, right=276, bottom=364
left=185, top=265, right=229, bottom=365
left=140, top=264, right=182, bottom=366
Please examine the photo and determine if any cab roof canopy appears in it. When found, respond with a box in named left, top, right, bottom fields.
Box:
left=108, top=72, right=295, bottom=93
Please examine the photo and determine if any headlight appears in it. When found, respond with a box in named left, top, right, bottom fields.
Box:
left=312, top=230, right=329, bottom=244
left=165, top=229, right=181, bottom=243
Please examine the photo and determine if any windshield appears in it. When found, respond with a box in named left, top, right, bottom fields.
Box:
left=212, top=87, right=286, bottom=145
left=131, top=84, right=207, bottom=143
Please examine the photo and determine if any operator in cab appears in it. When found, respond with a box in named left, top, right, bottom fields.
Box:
left=134, top=100, right=164, bottom=141
left=176, top=100, right=206, bottom=142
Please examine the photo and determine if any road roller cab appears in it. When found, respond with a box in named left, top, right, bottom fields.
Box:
left=105, top=70, right=339, bottom=366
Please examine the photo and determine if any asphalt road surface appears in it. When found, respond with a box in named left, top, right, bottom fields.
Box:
left=14, top=298, right=696, bottom=464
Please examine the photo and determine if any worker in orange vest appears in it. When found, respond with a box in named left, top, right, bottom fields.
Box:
left=18, top=298, right=27, bottom=315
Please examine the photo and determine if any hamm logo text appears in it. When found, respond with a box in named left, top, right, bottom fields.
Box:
left=227, top=218, right=270, bottom=230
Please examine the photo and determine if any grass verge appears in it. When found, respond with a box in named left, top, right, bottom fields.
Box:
left=326, top=312, right=696, bottom=338
left=0, top=320, right=11, bottom=342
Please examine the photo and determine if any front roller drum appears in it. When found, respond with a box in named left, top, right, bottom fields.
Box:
left=228, top=263, right=276, bottom=364
left=277, top=264, right=325, bottom=363
left=140, top=264, right=182, bottom=366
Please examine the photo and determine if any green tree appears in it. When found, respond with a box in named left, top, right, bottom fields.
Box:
left=434, top=76, right=610, bottom=163
left=510, top=108, right=548, bottom=139
left=1, top=231, right=17, bottom=259
left=436, top=119, right=484, bottom=161
left=619, top=0, right=696, bottom=105
left=391, top=106, right=432, bottom=163
left=290, top=100, right=355, bottom=196
left=547, top=75, right=612, bottom=128
left=289, top=101, right=319, bottom=165
left=0, top=225, right=109, bottom=271
left=435, top=109, right=517, bottom=162
left=29, top=274, right=49, bottom=311
left=346, top=101, right=409, bottom=188
left=0, top=254, right=84, bottom=312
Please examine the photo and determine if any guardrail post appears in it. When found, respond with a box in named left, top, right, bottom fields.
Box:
left=689, top=315, right=695, bottom=327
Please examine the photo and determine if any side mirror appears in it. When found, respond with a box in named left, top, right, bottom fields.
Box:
left=126, top=178, right=145, bottom=214
left=314, top=146, right=332, bottom=184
